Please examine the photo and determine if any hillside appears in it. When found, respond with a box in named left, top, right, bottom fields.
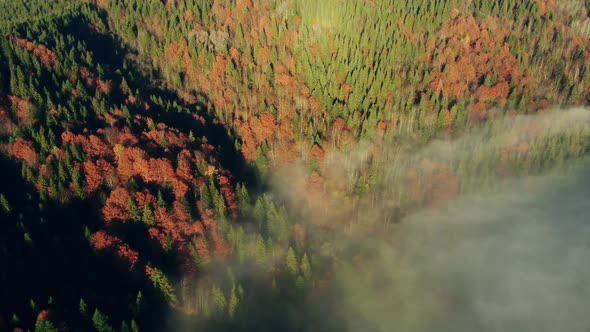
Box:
left=0, top=1, right=589, bottom=331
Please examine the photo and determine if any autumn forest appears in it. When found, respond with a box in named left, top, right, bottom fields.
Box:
left=1, top=0, right=590, bottom=331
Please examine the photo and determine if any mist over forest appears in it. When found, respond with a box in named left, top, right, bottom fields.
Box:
left=0, top=1, right=589, bottom=331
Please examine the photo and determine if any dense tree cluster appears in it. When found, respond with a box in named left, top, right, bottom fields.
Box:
left=0, top=0, right=589, bottom=331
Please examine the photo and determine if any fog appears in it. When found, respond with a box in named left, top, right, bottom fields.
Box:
left=335, top=161, right=590, bottom=332
left=275, top=108, right=590, bottom=332
left=169, top=109, right=590, bottom=332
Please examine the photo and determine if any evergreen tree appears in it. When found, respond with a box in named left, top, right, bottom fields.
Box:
left=286, top=247, right=298, bottom=276
left=300, top=253, right=312, bottom=280
left=92, top=309, right=115, bottom=332
left=228, top=285, right=239, bottom=318
left=79, top=298, right=88, bottom=316
left=212, top=285, right=227, bottom=313
left=35, top=319, right=59, bottom=332
left=141, top=204, right=155, bottom=226
left=0, top=194, right=11, bottom=213
left=127, top=197, right=141, bottom=222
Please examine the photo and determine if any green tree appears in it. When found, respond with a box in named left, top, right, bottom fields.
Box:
left=157, top=190, right=167, bottom=207
left=300, top=253, right=312, bottom=280
left=79, top=298, right=88, bottom=315
left=148, top=267, right=177, bottom=304
left=35, top=319, right=58, bottom=332
left=0, top=194, right=11, bottom=213
left=128, top=197, right=141, bottom=222
left=92, top=309, right=115, bottom=332
left=255, top=235, right=267, bottom=268
left=142, top=204, right=155, bottom=226
left=286, top=247, right=298, bottom=276
left=212, top=285, right=227, bottom=313
left=228, top=285, right=239, bottom=318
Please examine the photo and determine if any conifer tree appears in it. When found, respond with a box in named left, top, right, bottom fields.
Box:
left=286, top=246, right=298, bottom=276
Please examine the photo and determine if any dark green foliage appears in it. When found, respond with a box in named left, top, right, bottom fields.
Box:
left=35, top=319, right=59, bottom=332
left=0, top=1, right=588, bottom=331
left=92, top=309, right=115, bottom=332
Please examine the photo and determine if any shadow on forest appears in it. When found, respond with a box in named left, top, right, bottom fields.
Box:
left=0, top=155, right=166, bottom=331
left=0, top=6, right=288, bottom=331
left=58, top=9, right=259, bottom=189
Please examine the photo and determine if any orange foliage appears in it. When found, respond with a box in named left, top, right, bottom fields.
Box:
left=257, top=46, right=271, bottom=65
left=309, top=97, right=323, bottom=115
left=537, top=0, right=556, bottom=16
left=83, top=161, right=103, bottom=193
left=234, top=119, right=257, bottom=161
left=33, top=45, right=58, bottom=67
left=117, top=147, right=148, bottom=182
left=97, top=158, right=115, bottom=185
left=76, top=135, right=113, bottom=159
left=229, top=47, right=241, bottom=66
left=154, top=206, right=177, bottom=239
left=143, top=125, right=188, bottom=148
left=426, top=14, right=529, bottom=117
left=195, top=236, right=211, bottom=264
left=91, top=230, right=139, bottom=270
left=236, top=0, right=252, bottom=9
left=133, top=190, right=156, bottom=211
left=173, top=179, right=189, bottom=199
left=218, top=174, right=238, bottom=217
left=37, top=310, right=49, bottom=322
left=212, top=54, right=228, bottom=79
left=176, top=150, right=194, bottom=181
left=8, top=35, right=58, bottom=67
left=114, top=130, right=139, bottom=147
left=147, top=158, right=176, bottom=184
left=172, top=200, right=190, bottom=224
left=184, top=9, right=195, bottom=21
left=61, top=131, right=75, bottom=144
left=102, top=188, right=130, bottom=222
left=310, top=144, right=325, bottom=163
left=10, top=138, right=38, bottom=166
left=80, top=66, right=112, bottom=94
left=251, top=111, right=277, bottom=143
left=8, top=95, right=35, bottom=127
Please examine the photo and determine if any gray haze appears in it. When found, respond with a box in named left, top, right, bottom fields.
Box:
left=335, top=161, right=590, bottom=332
left=272, top=108, right=590, bottom=332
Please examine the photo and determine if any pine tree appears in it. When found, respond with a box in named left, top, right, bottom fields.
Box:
left=160, top=133, right=169, bottom=148
left=148, top=267, right=177, bottom=304
left=135, top=291, right=143, bottom=315
left=120, top=321, right=130, bottom=332
left=79, top=298, right=88, bottom=315
left=255, top=235, right=267, bottom=268
left=35, top=319, right=59, bottom=332
left=212, top=285, right=227, bottom=313
left=157, top=190, right=167, bottom=207
left=92, top=309, right=115, bottom=332
left=128, top=197, right=141, bottom=222
left=300, top=253, right=312, bottom=280
left=286, top=247, right=298, bottom=276
left=228, top=285, right=239, bottom=318
left=0, top=194, right=11, bottom=213
left=142, top=204, right=155, bottom=226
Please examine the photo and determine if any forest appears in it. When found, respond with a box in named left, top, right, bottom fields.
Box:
left=0, top=0, right=589, bottom=331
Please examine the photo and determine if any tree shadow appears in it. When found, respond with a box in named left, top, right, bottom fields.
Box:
left=0, top=155, right=166, bottom=331
left=0, top=4, right=265, bottom=331
left=71, top=5, right=260, bottom=189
